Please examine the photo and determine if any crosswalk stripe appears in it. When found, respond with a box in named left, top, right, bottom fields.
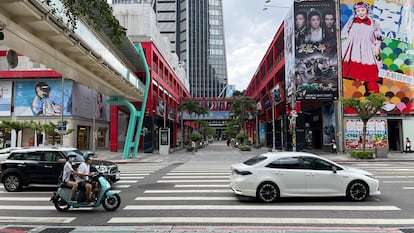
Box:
left=116, top=180, right=137, bottom=184
left=135, top=196, right=236, bottom=201
left=158, top=180, right=229, bottom=183
left=402, top=187, right=414, bottom=189
left=0, top=197, right=50, bottom=201
left=383, top=181, right=414, bottom=183
left=0, top=216, right=75, bottom=223
left=162, top=176, right=229, bottom=179
left=119, top=176, right=144, bottom=179
left=376, top=176, right=414, bottom=178
left=108, top=217, right=414, bottom=225
left=144, top=189, right=232, bottom=193
left=167, top=173, right=230, bottom=175
left=0, top=206, right=55, bottom=210
left=123, top=205, right=400, bottom=211
left=175, top=184, right=229, bottom=188
left=121, top=173, right=150, bottom=176
left=113, top=185, right=130, bottom=188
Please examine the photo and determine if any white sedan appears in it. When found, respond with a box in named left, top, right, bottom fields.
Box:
left=230, top=152, right=380, bottom=202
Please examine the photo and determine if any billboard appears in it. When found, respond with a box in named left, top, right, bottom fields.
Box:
left=0, top=81, right=12, bottom=116
left=293, top=0, right=339, bottom=101
left=344, top=119, right=388, bottom=149
left=340, top=0, right=414, bottom=114
left=14, top=80, right=73, bottom=116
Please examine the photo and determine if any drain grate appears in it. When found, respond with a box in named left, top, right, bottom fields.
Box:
left=39, top=228, right=75, bottom=233
left=401, top=229, right=414, bottom=233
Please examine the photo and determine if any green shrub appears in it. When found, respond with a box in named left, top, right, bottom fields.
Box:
left=350, top=150, right=374, bottom=159
left=236, top=133, right=245, bottom=144
left=239, top=145, right=251, bottom=151
left=190, top=132, right=203, bottom=142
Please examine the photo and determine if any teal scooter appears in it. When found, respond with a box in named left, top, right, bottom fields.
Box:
left=50, top=172, right=121, bottom=212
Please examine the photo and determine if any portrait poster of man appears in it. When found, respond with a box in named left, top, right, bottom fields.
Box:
left=14, top=80, right=73, bottom=116
left=340, top=0, right=414, bottom=114
left=293, top=0, right=338, bottom=101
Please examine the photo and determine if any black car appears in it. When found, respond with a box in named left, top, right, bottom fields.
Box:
left=0, top=146, right=120, bottom=192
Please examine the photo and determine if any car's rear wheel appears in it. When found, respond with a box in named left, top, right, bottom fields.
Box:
left=4, top=174, right=23, bottom=192
left=257, top=182, right=279, bottom=203
left=347, top=180, right=369, bottom=201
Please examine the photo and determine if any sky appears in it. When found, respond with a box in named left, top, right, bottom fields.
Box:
left=222, top=0, right=293, bottom=91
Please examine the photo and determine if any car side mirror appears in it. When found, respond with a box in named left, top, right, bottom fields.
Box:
left=332, top=166, right=337, bottom=173
left=58, top=159, right=66, bottom=163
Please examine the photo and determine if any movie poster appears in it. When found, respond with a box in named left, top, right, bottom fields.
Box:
left=293, top=0, right=338, bottom=101
left=340, top=0, right=414, bottom=114
left=14, top=80, right=73, bottom=116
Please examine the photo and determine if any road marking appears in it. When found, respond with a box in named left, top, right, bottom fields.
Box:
left=0, top=205, right=54, bottom=210
left=0, top=197, right=50, bottom=201
left=113, top=185, right=130, bottom=188
left=116, top=180, right=137, bottom=184
left=119, top=176, right=144, bottom=180
left=121, top=173, right=150, bottom=176
left=167, top=172, right=230, bottom=175
left=135, top=196, right=237, bottom=201
left=0, top=216, right=75, bottom=223
left=175, top=184, right=229, bottom=188
left=376, top=176, right=414, bottom=178
left=158, top=180, right=229, bottom=183
left=162, top=176, right=229, bottom=179
left=402, top=187, right=414, bottom=189
left=383, top=181, right=414, bottom=183
left=108, top=217, right=414, bottom=225
left=123, top=205, right=400, bottom=211
left=144, top=189, right=232, bottom=193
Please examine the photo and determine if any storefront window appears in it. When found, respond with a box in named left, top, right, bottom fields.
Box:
left=97, top=128, right=107, bottom=148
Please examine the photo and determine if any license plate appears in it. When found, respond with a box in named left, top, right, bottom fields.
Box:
left=115, top=172, right=120, bottom=180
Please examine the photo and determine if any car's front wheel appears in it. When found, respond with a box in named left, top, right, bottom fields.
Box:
left=257, top=182, right=279, bottom=203
left=3, top=174, right=23, bottom=192
left=347, top=180, right=369, bottom=201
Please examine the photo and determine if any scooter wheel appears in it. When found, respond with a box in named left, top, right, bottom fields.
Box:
left=102, top=193, right=121, bottom=211
left=54, top=197, right=70, bottom=212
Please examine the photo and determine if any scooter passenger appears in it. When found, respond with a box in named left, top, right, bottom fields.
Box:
left=75, top=152, right=96, bottom=206
left=62, top=152, right=81, bottom=204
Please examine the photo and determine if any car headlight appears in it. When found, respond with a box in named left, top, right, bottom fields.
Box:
left=365, top=174, right=376, bottom=179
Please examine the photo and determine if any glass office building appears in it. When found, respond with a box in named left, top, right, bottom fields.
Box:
left=113, top=0, right=228, bottom=98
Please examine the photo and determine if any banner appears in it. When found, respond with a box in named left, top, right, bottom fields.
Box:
left=340, top=0, right=414, bottom=114
left=14, top=80, right=73, bottom=116
left=0, top=81, right=12, bottom=116
left=344, top=119, right=388, bottom=149
left=293, top=0, right=339, bottom=101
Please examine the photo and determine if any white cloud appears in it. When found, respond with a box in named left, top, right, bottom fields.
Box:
left=223, top=0, right=292, bottom=91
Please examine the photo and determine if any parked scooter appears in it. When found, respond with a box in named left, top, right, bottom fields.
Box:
left=50, top=172, right=121, bottom=212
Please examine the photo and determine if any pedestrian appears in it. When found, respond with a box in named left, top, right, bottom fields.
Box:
left=405, top=137, right=411, bottom=153
left=191, top=141, right=196, bottom=154
left=226, top=139, right=230, bottom=147
left=331, top=139, right=337, bottom=153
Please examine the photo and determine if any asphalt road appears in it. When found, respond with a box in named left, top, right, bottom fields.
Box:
left=1, top=143, right=414, bottom=232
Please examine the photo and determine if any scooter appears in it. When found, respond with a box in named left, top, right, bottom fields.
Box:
left=50, top=172, right=121, bottom=212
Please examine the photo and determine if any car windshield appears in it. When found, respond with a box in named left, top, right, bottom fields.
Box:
left=243, top=154, right=267, bottom=166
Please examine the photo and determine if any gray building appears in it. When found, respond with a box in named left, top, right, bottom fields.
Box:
left=113, top=0, right=228, bottom=98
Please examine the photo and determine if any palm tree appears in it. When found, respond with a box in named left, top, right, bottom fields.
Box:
left=178, top=99, right=207, bottom=141
left=337, top=93, right=385, bottom=151
left=229, top=97, right=255, bottom=144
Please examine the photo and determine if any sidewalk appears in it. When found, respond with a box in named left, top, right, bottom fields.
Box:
left=93, top=142, right=414, bottom=164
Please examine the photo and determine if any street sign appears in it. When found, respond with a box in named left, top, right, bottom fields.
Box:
left=57, top=122, right=66, bottom=131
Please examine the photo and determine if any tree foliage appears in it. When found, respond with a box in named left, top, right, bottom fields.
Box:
left=337, top=93, right=385, bottom=151
left=229, top=97, right=255, bottom=143
left=42, top=0, right=126, bottom=46
left=178, top=99, right=207, bottom=140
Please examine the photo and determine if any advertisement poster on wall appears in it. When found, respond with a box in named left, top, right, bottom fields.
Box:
left=344, top=119, right=388, bottom=149
left=340, top=0, right=413, bottom=114
left=284, top=6, right=296, bottom=99
left=0, top=81, right=12, bottom=117
left=293, top=0, right=339, bottom=101
left=14, top=80, right=73, bottom=116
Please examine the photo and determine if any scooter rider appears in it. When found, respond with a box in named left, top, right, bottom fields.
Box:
left=62, top=152, right=81, bottom=203
left=75, top=151, right=96, bottom=205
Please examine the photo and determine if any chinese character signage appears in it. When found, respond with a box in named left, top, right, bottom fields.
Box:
left=344, top=119, right=388, bottom=149
left=340, top=0, right=414, bottom=114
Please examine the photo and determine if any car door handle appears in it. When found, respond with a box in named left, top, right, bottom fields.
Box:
left=305, top=173, right=314, bottom=176
left=17, top=164, right=26, bottom=167
left=44, top=165, right=52, bottom=168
